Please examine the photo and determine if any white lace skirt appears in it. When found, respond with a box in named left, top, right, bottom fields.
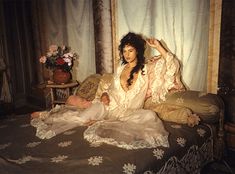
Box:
left=84, top=109, right=169, bottom=149
left=31, top=104, right=169, bottom=149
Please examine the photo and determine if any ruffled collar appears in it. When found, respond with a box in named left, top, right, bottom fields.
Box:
left=115, top=64, right=147, bottom=96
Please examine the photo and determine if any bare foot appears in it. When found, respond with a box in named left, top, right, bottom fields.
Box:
left=30, top=112, right=41, bottom=119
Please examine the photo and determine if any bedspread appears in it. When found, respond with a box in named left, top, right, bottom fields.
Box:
left=0, top=114, right=214, bottom=174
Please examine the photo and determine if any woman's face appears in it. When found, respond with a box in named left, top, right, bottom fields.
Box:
left=123, top=45, right=137, bottom=64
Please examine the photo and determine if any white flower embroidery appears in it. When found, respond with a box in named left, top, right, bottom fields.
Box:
left=123, top=163, right=136, bottom=174
left=51, top=155, right=68, bottom=163
left=20, top=124, right=30, bottom=128
left=63, top=130, right=76, bottom=135
left=153, top=148, right=164, bottom=159
left=0, top=143, right=11, bottom=150
left=197, top=128, right=206, bottom=137
left=0, top=125, right=7, bottom=128
left=88, top=156, right=103, bottom=166
left=171, top=124, right=182, bottom=129
left=176, top=137, right=186, bottom=147
left=26, top=142, right=41, bottom=148
left=176, top=97, right=184, bottom=104
left=8, top=156, right=33, bottom=164
left=58, top=141, right=72, bottom=147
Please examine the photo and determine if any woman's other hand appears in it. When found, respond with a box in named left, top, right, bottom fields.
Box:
left=100, top=92, right=110, bottom=106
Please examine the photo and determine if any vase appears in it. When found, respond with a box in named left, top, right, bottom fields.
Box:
left=53, top=69, right=71, bottom=84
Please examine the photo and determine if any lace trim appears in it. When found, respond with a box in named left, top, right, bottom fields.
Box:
left=150, top=52, right=178, bottom=103
left=30, top=118, right=56, bottom=139
left=115, top=64, right=147, bottom=99
left=84, top=121, right=169, bottom=150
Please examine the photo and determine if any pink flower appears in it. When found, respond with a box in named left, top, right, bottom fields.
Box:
left=39, top=56, right=47, bottom=63
left=49, top=45, right=58, bottom=52
left=63, top=53, right=74, bottom=58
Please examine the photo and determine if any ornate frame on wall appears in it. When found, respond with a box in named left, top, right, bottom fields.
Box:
left=111, top=0, right=222, bottom=94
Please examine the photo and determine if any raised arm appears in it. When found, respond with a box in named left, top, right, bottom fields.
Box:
left=146, top=38, right=167, bottom=58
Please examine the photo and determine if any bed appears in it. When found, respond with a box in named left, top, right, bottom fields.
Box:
left=0, top=74, right=224, bottom=174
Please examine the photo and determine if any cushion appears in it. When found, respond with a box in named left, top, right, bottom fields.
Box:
left=161, top=91, right=223, bottom=123
left=74, top=74, right=101, bottom=101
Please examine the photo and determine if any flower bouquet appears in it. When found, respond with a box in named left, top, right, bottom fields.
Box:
left=39, top=45, right=77, bottom=84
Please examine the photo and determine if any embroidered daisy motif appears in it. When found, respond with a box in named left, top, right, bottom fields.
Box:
left=0, top=125, right=7, bottom=129
left=88, top=156, right=103, bottom=166
left=171, top=124, right=182, bottom=129
left=8, top=156, right=33, bottom=164
left=176, top=137, right=186, bottom=147
left=58, top=141, right=72, bottom=147
left=63, top=130, right=76, bottom=135
left=123, top=163, right=136, bottom=174
left=26, top=142, right=41, bottom=148
left=197, top=128, right=206, bottom=137
left=20, top=124, right=30, bottom=128
left=0, top=143, right=11, bottom=150
left=176, top=97, right=184, bottom=104
left=153, top=148, right=164, bottom=159
left=51, top=155, right=68, bottom=163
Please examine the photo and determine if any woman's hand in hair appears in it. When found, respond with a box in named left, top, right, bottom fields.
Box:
left=146, top=38, right=161, bottom=49
left=146, top=38, right=167, bottom=58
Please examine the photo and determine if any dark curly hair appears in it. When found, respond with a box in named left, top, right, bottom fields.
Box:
left=118, top=32, right=146, bottom=87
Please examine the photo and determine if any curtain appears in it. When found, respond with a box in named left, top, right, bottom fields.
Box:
left=35, top=0, right=96, bottom=82
left=93, top=0, right=113, bottom=74
left=116, top=0, right=210, bottom=91
left=65, top=0, right=96, bottom=81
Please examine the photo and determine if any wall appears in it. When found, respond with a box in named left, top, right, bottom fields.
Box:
left=219, top=0, right=235, bottom=123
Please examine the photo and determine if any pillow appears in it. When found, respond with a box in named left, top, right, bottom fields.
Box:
left=144, top=99, right=192, bottom=124
left=74, top=74, right=101, bottom=101
left=162, top=91, right=223, bottom=123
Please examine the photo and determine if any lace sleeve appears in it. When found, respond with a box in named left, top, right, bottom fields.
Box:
left=148, top=52, right=185, bottom=103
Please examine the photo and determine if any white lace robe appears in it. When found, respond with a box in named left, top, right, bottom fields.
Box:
left=31, top=52, right=183, bottom=149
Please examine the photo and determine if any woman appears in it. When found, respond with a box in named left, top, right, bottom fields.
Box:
left=31, top=32, right=200, bottom=149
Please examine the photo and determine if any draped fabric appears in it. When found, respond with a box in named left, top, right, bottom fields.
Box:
left=0, top=58, right=11, bottom=103
left=93, top=0, right=113, bottom=74
left=65, top=0, right=96, bottom=81
left=116, top=0, right=210, bottom=91
left=33, top=0, right=96, bottom=82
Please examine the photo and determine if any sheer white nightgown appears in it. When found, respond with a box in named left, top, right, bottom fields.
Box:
left=31, top=52, right=183, bottom=149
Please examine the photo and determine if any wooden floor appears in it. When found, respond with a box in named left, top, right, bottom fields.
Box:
left=1, top=104, right=235, bottom=174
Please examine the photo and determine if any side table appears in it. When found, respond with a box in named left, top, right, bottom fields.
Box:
left=46, top=81, right=79, bottom=108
